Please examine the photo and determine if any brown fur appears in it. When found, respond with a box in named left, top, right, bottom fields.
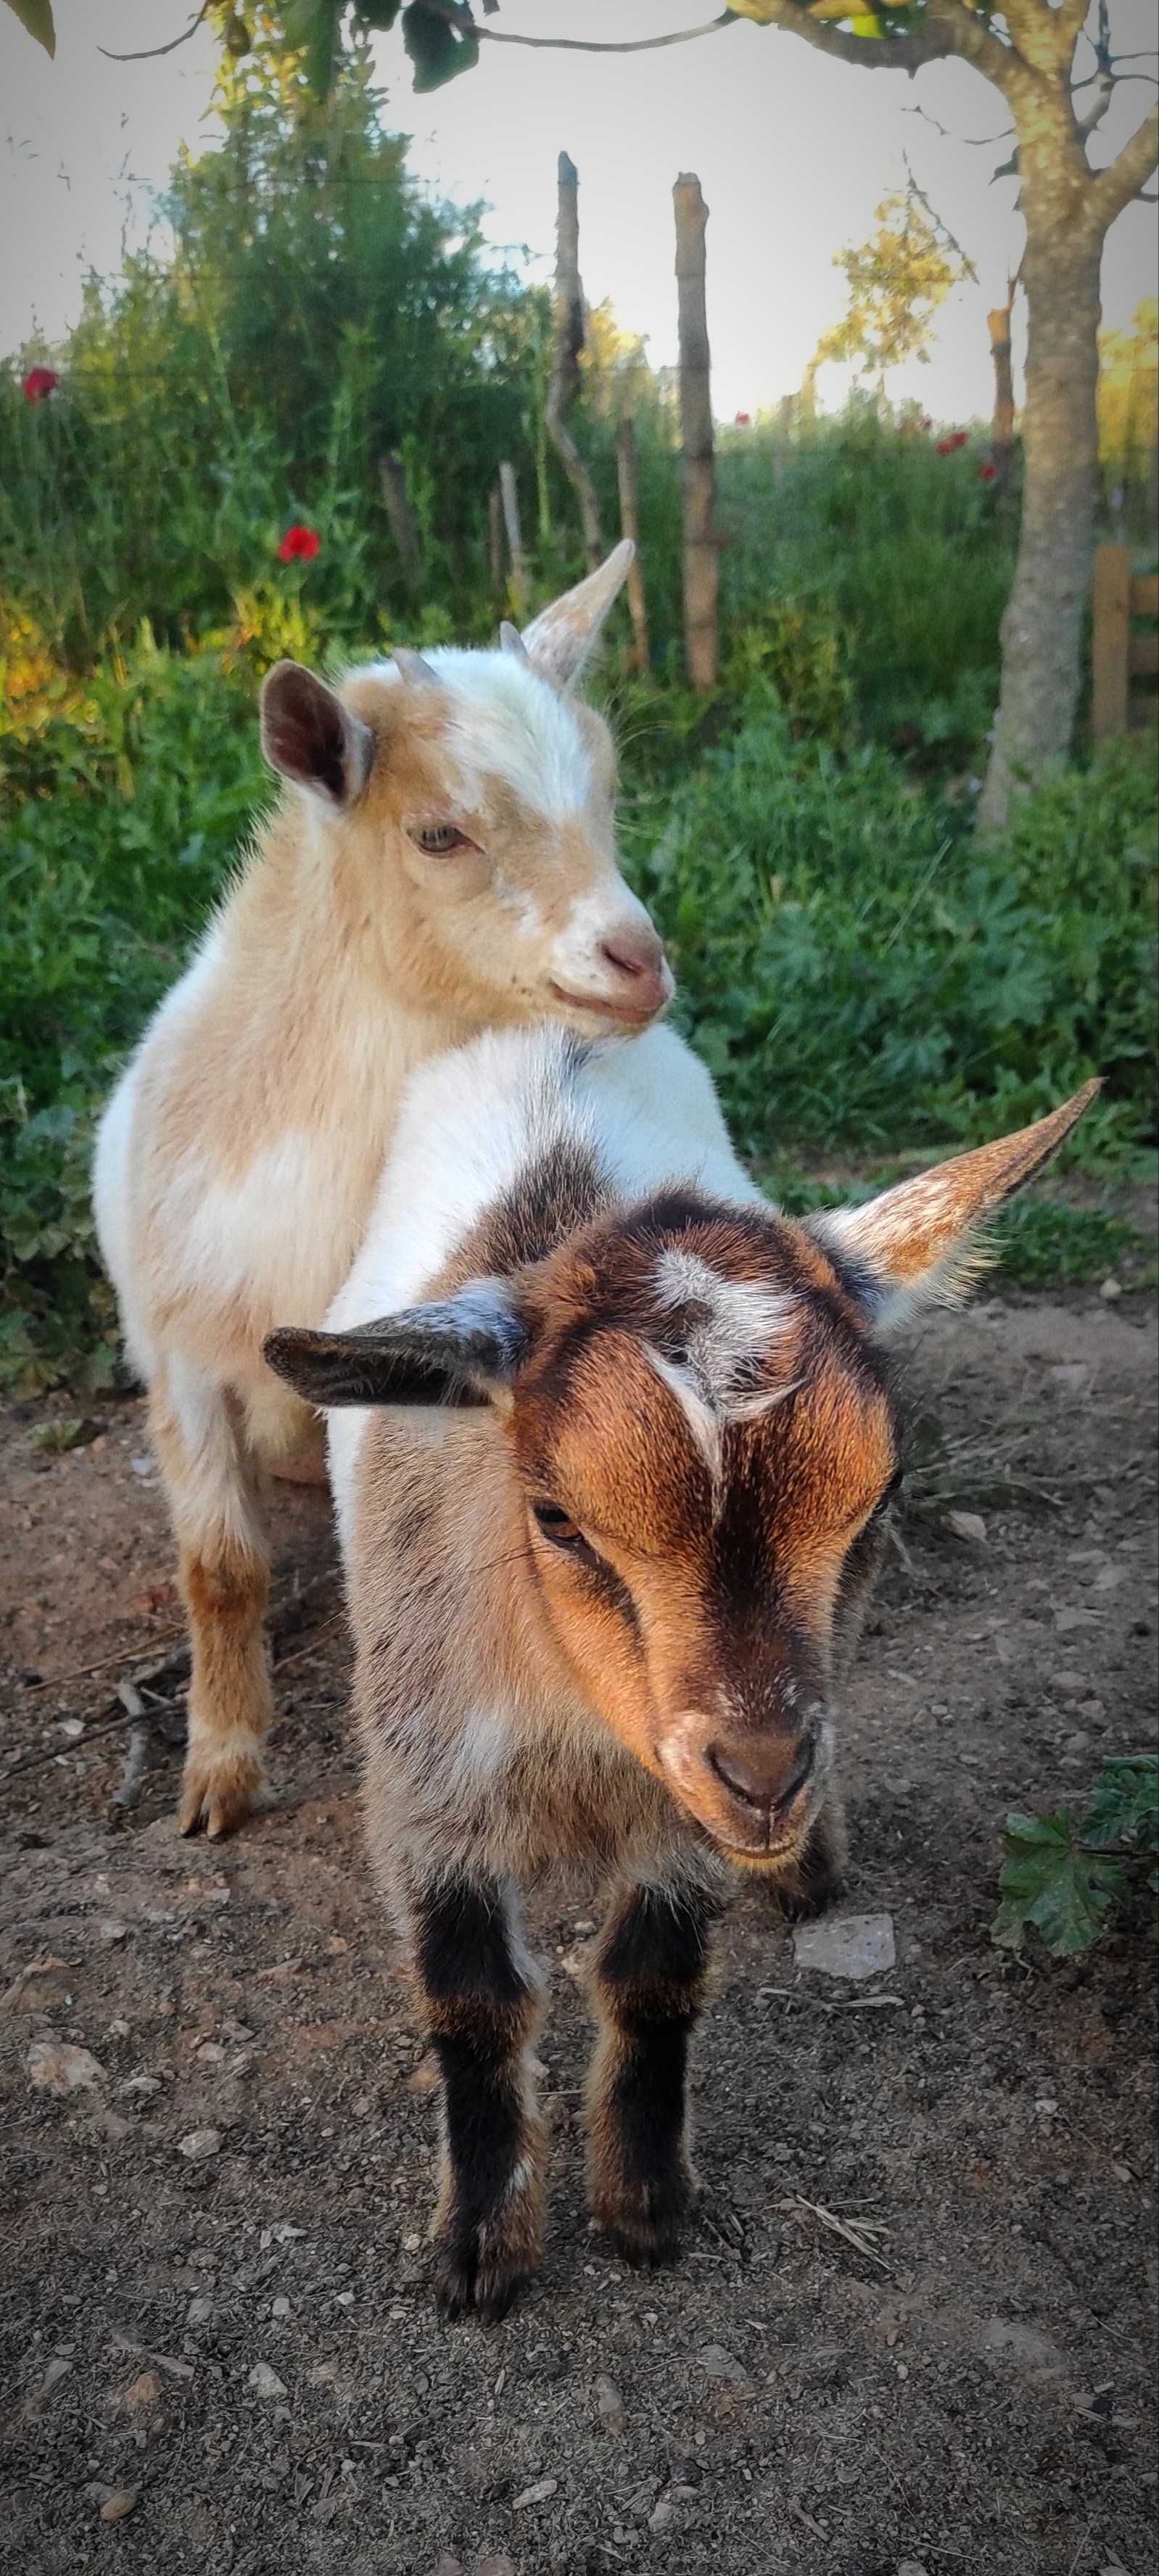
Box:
left=264, top=1060, right=1099, bottom=2310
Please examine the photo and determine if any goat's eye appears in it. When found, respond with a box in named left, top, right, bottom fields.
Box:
left=410, top=821, right=474, bottom=856
left=532, top=1500, right=585, bottom=1551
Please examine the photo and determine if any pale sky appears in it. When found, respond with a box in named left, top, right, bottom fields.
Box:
left=1, top=0, right=1156, bottom=421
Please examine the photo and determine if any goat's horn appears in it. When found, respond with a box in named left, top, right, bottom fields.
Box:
left=499, top=621, right=529, bottom=664
left=392, top=646, right=437, bottom=688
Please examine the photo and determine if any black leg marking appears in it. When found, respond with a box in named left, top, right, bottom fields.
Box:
left=412, top=1875, right=543, bottom=2323
left=586, top=1881, right=719, bottom=2269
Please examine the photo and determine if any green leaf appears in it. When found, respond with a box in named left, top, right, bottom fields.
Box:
left=3, top=0, right=56, bottom=57
left=356, top=0, right=403, bottom=26
left=993, top=1809, right=1125, bottom=1957
left=282, top=0, right=342, bottom=96
left=1082, top=1755, right=1159, bottom=1854
left=403, top=1, right=479, bottom=91
left=32, top=1415, right=99, bottom=1455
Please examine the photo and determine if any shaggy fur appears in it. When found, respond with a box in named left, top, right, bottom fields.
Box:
left=265, top=1028, right=1097, bottom=2312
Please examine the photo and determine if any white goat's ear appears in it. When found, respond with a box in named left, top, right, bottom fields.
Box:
left=263, top=1279, right=529, bottom=1412
left=260, top=662, right=373, bottom=808
left=809, top=1082, right=1100, bottom=1336
left=520, top=538, right=634, bottom=689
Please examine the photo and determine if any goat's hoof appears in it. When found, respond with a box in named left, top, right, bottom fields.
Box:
left=432, top=2239, right=533, bottom=2325
left=178, top=1743, right=265, bottom=1840
left=592, top=2172, right=694, bottom=2271
left=774, top=1867, right=847, bottom=1925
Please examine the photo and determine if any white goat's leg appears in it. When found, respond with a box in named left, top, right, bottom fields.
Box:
left=149, top=1360, right=272, bottom=1838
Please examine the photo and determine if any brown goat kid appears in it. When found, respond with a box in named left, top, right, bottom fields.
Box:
left=266, top=1025, right=1097, bottom=2319
left=92, top=545, right=671, bottom=1841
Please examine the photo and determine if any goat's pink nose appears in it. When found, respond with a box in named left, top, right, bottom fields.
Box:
left=601, top=924, right=664, bottom=983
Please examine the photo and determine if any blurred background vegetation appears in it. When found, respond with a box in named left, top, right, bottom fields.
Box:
left=1, top=31, right=1156, bottom=1390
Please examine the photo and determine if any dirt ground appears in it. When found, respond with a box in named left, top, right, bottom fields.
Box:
left=1, top=1287, right=1157, bottom=2576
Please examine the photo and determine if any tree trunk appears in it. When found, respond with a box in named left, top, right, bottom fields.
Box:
left=615, top=416, right=651, bottom=674
left=673, top=171, right=717, bottom=693
left=978, top=226, right=1102, bottom=833
left=545, top=150, right=605, bottom=573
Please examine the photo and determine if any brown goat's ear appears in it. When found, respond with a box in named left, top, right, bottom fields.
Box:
left=520, top=540, right=634, bottom=689
left=263, top=1281, right=529, bottom=1411
left=809, top=1081, right=1101, bottom=1334
left=260, top=662, right=373, bottom=808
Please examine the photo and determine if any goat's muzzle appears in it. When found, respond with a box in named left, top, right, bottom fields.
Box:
left=548, top=917, right=674, bottom=1031
left=659, top=1709, right=829, bottom=1867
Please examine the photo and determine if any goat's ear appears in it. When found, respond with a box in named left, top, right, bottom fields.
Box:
left=809, top=1081, right=1101, bottom=1336
left=263, top=1279, right=529, bottom=1411
left=520, top=539, right=634, bottom=689
left=260, top=662, right=373, bottom=808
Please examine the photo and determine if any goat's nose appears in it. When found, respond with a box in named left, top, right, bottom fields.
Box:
left=706, top=1736, right=815, bottom=1821
left=598, top=925, right=672, bottom=1007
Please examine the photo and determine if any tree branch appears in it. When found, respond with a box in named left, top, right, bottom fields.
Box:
left=99, top=0, right=211, bottom=65
left=1055, top=0, right=1094, bottom=57
left=902, top=101, right=1014, bottom=147
left=724, top=0, right=945, bottom=73
left=902, top=150, right=979, bottom=281
left=1086, top=99, right=1159, bottom=226
left=444, top=2, right=741, bottom=54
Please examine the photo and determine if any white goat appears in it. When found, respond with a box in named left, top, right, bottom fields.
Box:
left=265, top=1023, right=1096, bottom=2317
left=93, top=542, right=671, bottom=1838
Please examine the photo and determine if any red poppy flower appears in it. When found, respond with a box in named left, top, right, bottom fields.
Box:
left=978, top=463, right=997, bottom=483
left=23, top=367, right=59, bottom=405
left=277, top=523, right=321, bottom=564
left=733, top=411, right=751, bottom=428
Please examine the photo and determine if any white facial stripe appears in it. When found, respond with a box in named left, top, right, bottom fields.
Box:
left=653, top=1250, right=796, bottom=1409
left=440, top=651, right=594, bottom=820
left=355, top=645, right=595, bottom=822
left=643, top=1345, right=723, bottom=1483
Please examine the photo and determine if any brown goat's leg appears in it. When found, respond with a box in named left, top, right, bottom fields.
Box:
left=411, top=1873, right=546, bottom=2322
left=585, top=1877, right=722, bottom=2270
left=149, top=1370, right=272, bottom=1839
left=773, top=1784, right=849, bottom=1923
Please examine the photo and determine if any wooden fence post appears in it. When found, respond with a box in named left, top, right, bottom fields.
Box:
left=1092, top=542, right=1131, bottom=741
left=987, top=288, right=1015, bottom=498
left=673, top=170, right=717, bottom=693
left=615, top=416, right=651, bottom=675
left=545, top=150, right=606, bottom=573
left=498, top=461, right=529, bottom=621
left=378, top=453, right=424, bottom=597
left=488, top=483, right=505, bottom=611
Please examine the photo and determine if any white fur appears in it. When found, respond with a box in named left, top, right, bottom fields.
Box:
left=363, top=648, right=595, bottom=822
left=326, top=1021, right=767, bottom=1552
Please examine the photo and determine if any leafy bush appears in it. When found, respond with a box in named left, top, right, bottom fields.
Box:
left=723, top=600, right=852, bottom=746
left=627, top=713, right=1158, bottom=1165
left=718, top=408, right=1015, bottom=758
left=993, top=1756, right=1159, bottom=1957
